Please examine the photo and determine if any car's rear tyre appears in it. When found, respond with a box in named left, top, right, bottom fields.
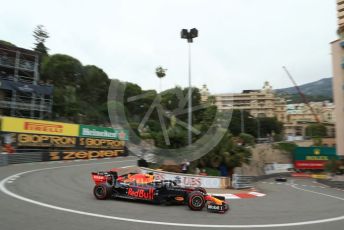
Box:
left=188, top=191, right=205, bottom=211
left=93, top=184, right=112, bottom=200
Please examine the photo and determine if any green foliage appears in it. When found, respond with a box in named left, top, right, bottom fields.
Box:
left=0, top=40, right=16, bottom=47
left=306, top=124, right=327, bottom=138
left=41, top=54, right=83, bottom=85
left=274, top=142, right=297, bottom=154
left=324, top=160, right=341, bottom=174
left=239, top=133, right=255, bottom=146
left=155, top=66, right=166, bottom=78
left=33, top=25, right=49, bottom=55
left=41, top=54, right=111, bottom=124
left=258, top=117, right=283, bottom=137
left=198, top=131, right=252, bottom=172
left=203, top=167, right=220, bottom=176
left=228, top=110, right=283, bottom=138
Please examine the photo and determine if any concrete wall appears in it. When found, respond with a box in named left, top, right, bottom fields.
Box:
left=238, top=144, right=292, bottom=176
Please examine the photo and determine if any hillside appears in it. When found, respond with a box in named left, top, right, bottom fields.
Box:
left=275, top=78, right=333, bottom=103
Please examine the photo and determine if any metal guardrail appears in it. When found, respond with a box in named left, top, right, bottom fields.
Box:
left=316, top=179, right=344, bottom=189
left=232, top=174, right=254, bottom=189
left=0, top=154, right=8, bottom=166
left=7, top=152, right=43, bottom=164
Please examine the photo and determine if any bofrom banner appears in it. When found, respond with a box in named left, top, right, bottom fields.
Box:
left=79, top=125, right=129, bottom=140
left=7, top=133, right=126, bottom=149
left=1, top=117, right=79, bottom=136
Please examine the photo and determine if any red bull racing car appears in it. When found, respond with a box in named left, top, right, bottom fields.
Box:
left=91, top=169, right=229, bottom=213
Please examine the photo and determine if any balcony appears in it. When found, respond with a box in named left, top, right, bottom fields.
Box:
left=0, top=99, right=51, bottom=111
left=0, top=56, right=15, bottom=68
left=0, top=55, right=35, bottom=71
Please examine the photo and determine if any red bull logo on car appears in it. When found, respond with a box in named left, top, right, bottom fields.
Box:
left=127, top=188, right=154, bottom=200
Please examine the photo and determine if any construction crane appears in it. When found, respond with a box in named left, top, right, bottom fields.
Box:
left=282, top=66, right=320, bottom=123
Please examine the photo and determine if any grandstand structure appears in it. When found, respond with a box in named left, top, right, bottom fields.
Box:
left=0, top=43, right=53, bottom=119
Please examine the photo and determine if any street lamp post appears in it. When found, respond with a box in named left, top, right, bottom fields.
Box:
left=240, top=108, right=245, bottom=134
left=181, top=28, right=198, bottom=146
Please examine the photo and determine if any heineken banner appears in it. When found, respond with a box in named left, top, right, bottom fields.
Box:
left=79, top=125, right=129, bottom=141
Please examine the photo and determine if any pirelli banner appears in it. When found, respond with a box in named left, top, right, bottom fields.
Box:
left=1, top=116, right=79, bottom=136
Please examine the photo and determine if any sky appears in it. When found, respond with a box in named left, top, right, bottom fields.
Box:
left=0, top=0, right=338, bottom=94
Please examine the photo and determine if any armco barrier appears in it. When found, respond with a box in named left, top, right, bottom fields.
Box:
left=7, top=152, right=43, bottom=164
left=140, top=167, right=230, bottom=189
left=316, top=179, right=344, bottom=189
left=232, top=174, right=254, bottom=189
left=0, top=150, right=128, bottom=166
left=0, top=154, right=8, bottom=166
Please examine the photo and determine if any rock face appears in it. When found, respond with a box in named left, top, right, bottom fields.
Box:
left=238, top=144, right=292, bottom=176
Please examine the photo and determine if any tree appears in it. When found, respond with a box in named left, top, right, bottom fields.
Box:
left=41, top=54, right=83, bottom=86
left=239, top=133, right=255, bottom=146
left=0, top=40, right=16, bottom=47
left=257, top=117, right=283, bottom=138
left=306, top=124, right=327, bottom=138
left=155, top=66, right=166, bottom=78
left=197, top=131, right=252, bottom=174
left=41, top=54, right=83, bottom=121
left=33, top=25, right=49, bottom=55
left=77, top=65, right=110, bottom=124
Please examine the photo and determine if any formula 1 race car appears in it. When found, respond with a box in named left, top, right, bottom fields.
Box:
left=91, top=169, right=229, bottom=213
left=275, top=176, right=287, bottom=182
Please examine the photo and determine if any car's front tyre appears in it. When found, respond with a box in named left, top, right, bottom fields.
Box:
left=188, top=191, right=205, bottom=211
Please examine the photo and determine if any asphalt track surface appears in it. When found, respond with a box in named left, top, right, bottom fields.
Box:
left=0, top=157, right=344, bottom=230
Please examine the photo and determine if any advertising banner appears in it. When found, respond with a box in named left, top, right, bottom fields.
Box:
left=294, top=160, right=326, bottom=169
left=1, top=116, right=79, bottom=136
left=7, top=133, right=126, bottom=149
left=15, top=133, right=77, bottom=148
left=294, top=147, right=337, bottom=161
left=47, top=149, right=125, bottom=161
left=140, top=168, right=230, bottom=189
left=79, top=125, right=128, bottom=140
left=0, top=79, right=53, bottom=95
left=264, top=163, right=293, bottom=175
left=294, top=147, right=338, bottom=169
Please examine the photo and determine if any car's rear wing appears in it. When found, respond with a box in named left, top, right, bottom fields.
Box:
left=91, top=171, right=118, bottom=185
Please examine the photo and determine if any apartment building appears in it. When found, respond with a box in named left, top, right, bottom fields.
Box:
left=330, top=0, right=344, bottom=157
left=0, top=43, right=53, bottom=119
left=214, top=82, right=286, bottom=122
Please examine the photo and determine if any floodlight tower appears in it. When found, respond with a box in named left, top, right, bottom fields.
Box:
left=180, top=28, right=198, bottom=146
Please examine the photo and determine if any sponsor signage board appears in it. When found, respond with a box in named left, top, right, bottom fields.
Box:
left=264, top=163, right=293, bottom=175
left=1, top=116, right=78, bottom=136
left=294, top=160, right=326, bottom=169
left=6, top=133, right=126, bottom=149
left=79, top=125, right=128, bottom=140
left=140, top=168, right=229, bottom=189
left=48, top=149, right=125, bottom=161
left=294, top=147, right=338, bottom=169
